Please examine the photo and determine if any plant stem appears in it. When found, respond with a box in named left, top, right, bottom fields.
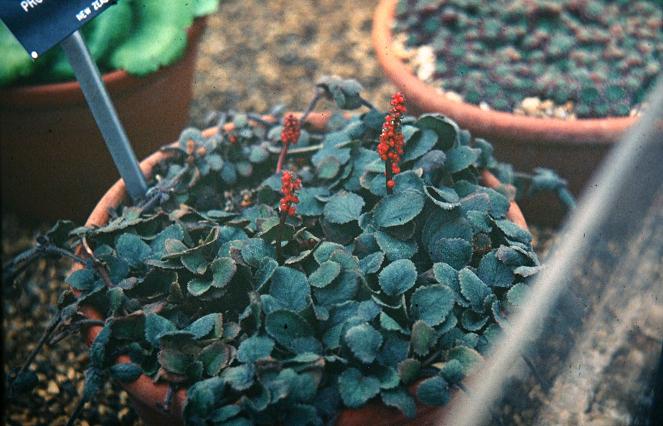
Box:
left=66, top=395, right=87, bottom=426
left=3, top=245, right=86, bottom=284
left=301, top=88, right=323, bottom=124
left=276, top=143, right=290, bottom=174
left=359, top=96, right=377, bottom=110
left=82, top=236, right=114, bottom=288
left=10, top=311, right=62, bottom=391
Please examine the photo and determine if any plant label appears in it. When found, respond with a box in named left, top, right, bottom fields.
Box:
left=0, top=0, right=115, bottom=59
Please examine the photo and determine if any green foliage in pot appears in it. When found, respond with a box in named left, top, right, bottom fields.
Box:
left=0, top=0, right=220, bottom=86
left=4, top=78, right=573, bottom=425
left=394, top=0, right=662, bottom=118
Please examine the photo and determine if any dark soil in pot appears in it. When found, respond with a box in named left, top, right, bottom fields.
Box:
left=392, top=0, right=661, bottom=119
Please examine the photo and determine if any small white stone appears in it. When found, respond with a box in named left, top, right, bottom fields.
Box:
left=446, top=91, right=463, bottom=103
left=414, top=46, right=435, bottom=81
left=479, top=101, right=491, bottom=111
left=521, top=97, right=541, bottom=114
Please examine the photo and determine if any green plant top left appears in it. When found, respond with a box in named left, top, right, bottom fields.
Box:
left=5, top=78, right=573, bottom=425
left=0, top=0, right=220, bottom=87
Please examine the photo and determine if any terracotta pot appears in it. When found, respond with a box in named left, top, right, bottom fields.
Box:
left=0, top=18, right=207, bottom=223
left=372, top=0, right=640, bottom=226
left=76, top=112, right=528, bottom=425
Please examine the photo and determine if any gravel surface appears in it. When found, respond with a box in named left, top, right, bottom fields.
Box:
left=2, top=1, right=565, bottom=424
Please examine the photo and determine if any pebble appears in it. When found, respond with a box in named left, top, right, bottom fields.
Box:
left=445, top=91, right=463, bottom=103
left=414, top=45, right=436, bottom=81
left=521, top=97, right=541, bottom=115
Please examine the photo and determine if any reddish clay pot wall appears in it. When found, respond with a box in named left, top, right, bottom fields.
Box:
left=372, top=0, right=640, bottom=225
left=0, top=18, right=207, bottom=223
left=78, top=114, right=527, bottom=425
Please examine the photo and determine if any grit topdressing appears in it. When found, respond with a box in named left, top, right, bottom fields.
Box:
left=393, top=0, right=662, bottom=118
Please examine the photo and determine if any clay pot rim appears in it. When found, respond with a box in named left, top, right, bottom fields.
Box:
left=371, top=0, right=638, bottom=146
left=0, top=18, right=207, bottom=109
left=76, top=111, right=528, bottom=421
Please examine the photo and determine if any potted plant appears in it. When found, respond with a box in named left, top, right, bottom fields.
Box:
left=0, top=0, right=220, bottom=222
left=372, top=0, right=661, bottom=224
left=5, top=78, right=571, bottom=425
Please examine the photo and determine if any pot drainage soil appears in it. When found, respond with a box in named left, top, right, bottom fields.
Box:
left=393, top=0, right=662, bottom=119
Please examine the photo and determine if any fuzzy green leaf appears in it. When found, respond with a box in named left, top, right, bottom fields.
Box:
left=416, top=376, right=450, bottom=406
left=378, top=259, right=417, bottom=296
left=323, top=191, right=365, bottom=224
left=237, top=335, right=275, bottom=363
left=270, top=267, right=310, bottom=312
left=309, top=261, right=342, bottom=288
left=338, top=368, right=381, bottom=408
left=409, top=285, right=455, bottom=326
left=344, top=323, right=383, bottom=364
left=373, top=190, right=425, bottom=227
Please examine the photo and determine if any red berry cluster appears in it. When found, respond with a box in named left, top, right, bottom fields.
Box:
left=378, top=92, right=406, bottom=190
left=279, top=171, right=302, bottom=217
left=280, top=114, right=301, bottom=146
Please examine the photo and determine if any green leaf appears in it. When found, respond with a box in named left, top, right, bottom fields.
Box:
left=199, top=342, right=234, bottom=376
left=438, top=359, right=465, bottom=384
left=185, top=377, right=225, bottom=419
left=210, top=257, right=237, bottom=288
left=109, top=363, right=142, bottom=382
left=337, top=368, right=381, bottom=408
left=186, top=313, right=222, bottom=339
left=494, top=219, right=532, bottom=244
left=187, top=277, right=212, bottom=296
left=110, top=0, right=194, bottom=76
left=403, top=128, right=438, bottom=162
left=317, top=156, right=341, bottom=179
left=344, top=323, right=383, bottom=364
left=409, top=285, right=455, bottom=326
left=323, top=191, right=365, bottom=224
left=359, top=252, right=385, bottom=275
left=378, top=259, right=417, bottom=296
left=411, top=320, right=436, bottom=357
left=158, top=348, right=193, bottom=375
left=309, top=261, right=341, bottom=288
left=459, top=268, right=491, bottom=310
left=415, top=114, right=458, bottom=150
left=506, top=283, right=529, bottom=307
left=144, top=313, right=176, bottom=347
left=429, top=238, right=472, bottom=269
left=270, top=267, right=310, bottom=312
left=379, top=312, right=409, bottom=335
left=381, top=388, right=416, bottom=418
left=397, top=359, right=421, bottom=384
left=297, top=187, right=329, bottom=216
left=265, top=310, right=314, bottom=349
left=448, top=346, right=483, bottom=376
left=373, top=190, right=425, bottom=227
left=446, top=146, right=481, bottom=173
left=241, top=238, right=276, bottom=267
left=461, top=310, right=489, bottom=332
left=222, top=364, right=255, bottom=391
left=115, top=233, right=151, bottom=267
left=181, top=251, right=209, bottom=275
left=65, top=269, right=96, bottom=291
left=237, top=335, right=275, bottom=363
left=477, top=252, right=514, bottom=287
left=424, top=186, right=461, bottom=210
left=416, top=376, right=450, bottom=406
left=254, top=257, right=278, bottom=290
left=375, top=231, right=418, bottom=261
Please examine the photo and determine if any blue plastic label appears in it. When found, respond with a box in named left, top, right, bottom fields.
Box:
left=0, top=0, right=117, bottom=59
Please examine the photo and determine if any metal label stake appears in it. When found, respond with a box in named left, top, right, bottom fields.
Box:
left=60, top=30, right=148, bottom=202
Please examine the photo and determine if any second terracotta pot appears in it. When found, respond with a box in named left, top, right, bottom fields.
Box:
left=0, top=18, right=207, bottom=223
left=372, top=0, right=641, bottom=225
